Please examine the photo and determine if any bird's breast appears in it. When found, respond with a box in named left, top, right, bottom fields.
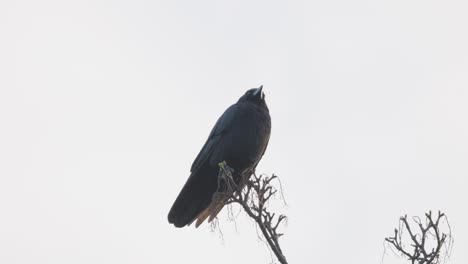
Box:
left=211, top=104, right=271, bottom=172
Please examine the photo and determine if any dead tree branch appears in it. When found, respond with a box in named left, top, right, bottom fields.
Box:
left=216, top=161, right=288, bottom=264
left=385, top=211, right=453, bottom=264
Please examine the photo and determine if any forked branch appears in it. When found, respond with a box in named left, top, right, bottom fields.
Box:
left=385, top=211, right=453, bottom=264
left=216, top=161, right=288, bottom=264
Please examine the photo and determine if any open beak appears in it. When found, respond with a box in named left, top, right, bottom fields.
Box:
left=253, top=85, right=263, bottom=98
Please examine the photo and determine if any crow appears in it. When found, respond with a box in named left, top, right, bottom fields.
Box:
left=168, top=86, right=271, bottom=228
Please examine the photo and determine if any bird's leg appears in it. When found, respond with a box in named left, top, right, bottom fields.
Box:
left=217, top=161, right=237, bottom=194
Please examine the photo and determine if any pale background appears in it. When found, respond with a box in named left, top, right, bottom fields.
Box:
left=1, top=0, right=467, bottom=263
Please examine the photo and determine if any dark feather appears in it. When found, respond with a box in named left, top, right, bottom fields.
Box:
left=168, top=87, right=271, bottom=228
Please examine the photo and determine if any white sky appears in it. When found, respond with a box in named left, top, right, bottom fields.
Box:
left=1, top=0, right=467, bottom=263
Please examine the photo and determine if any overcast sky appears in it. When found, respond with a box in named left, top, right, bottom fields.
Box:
left=1, top=0, right=467, bottom=263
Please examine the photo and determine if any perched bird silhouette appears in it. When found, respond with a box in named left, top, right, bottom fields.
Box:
left=168, top=86, right=271, bottom=228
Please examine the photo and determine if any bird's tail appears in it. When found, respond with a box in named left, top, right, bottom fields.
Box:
left=194, top=193, right=227, bottom=227
left=167, top=165, right=218, bottom=228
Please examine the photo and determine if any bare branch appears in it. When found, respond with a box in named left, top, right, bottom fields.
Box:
left=216, top=161, right=288, bottom=264
left=384, top=211, right=453, bottom=264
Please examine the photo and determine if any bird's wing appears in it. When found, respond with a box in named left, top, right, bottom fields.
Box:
left=190, top=104, right=238, bottom=173
left=168, top=104, right=239, bottom=227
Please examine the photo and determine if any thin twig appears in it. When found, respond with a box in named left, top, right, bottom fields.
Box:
left=384, top=211, right=453, bottom=264
left=216, top=161, right=288, bottom=264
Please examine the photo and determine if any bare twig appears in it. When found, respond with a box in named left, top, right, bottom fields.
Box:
left=216, top=161, right=288, bottom=264
left=384, top=211, right=453, bottom=264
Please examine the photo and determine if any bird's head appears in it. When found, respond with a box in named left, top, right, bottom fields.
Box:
left=238, top=85, right=267, bottom=105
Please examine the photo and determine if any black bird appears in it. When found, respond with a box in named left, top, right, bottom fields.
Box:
left=168, top=86, right=271, bottom=228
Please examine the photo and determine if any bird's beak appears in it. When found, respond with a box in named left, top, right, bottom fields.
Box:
left=253, top=85, right=263, bottom=98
